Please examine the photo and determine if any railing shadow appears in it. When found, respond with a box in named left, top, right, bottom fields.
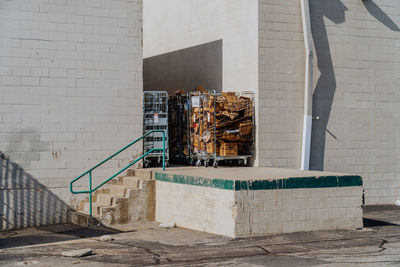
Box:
left=0, top=152, right=70, bottom=230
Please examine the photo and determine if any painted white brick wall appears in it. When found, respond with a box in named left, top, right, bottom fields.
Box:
left=156, top=181, right=236, bottom=237
left=143, top=0, right=259, bottom=164
left=143, top=0, right=258, bottom=93
left=235, top=187, right=363, bottom=236
left=259, top=0, right=400, bottom=205
left=156, top=181, right=363, bottom=237
left=0, top=0, right=143, bottom=228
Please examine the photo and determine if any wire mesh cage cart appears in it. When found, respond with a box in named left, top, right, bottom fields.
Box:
left=142, top=91, right=169, bottom=168
left=188, top=90, right=254, bottom=167
left=168, top=92, right=191, bottom=164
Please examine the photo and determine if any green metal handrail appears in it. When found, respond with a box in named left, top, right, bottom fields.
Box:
left=70, top=130, right=166, bottom=216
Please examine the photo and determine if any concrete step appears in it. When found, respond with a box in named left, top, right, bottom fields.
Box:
left=108, top=178, right=119, bottom=185
left=70, top=211, right=99, bottom=227
left=122, top=176, right=142, bottom=188
left=83, top=202, right=107, bottom=216
left=96, top=194, right=113, bottom=205
left=109, top=185, right=128, bottom=196
left=99, top=198, right=129, bottom=225
left=75, top=173, right=155, bottom=227
left=133, top=169, right=153, bottom=179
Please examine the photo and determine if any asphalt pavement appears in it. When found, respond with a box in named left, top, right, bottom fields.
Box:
left=1, top=205, right=400, bottom=266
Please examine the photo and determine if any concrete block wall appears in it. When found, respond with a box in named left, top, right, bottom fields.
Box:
left=156, top=181, right=236, bottom=237
left=235, top=187, right=363, bottom=236
left=143, top=0, right=258, bottom=93
left=0, top=0, right=143, bottom=229
left=155, top=176, right=363, bottom=237
left=259, top=0, right=400, bottom=204
left=143, top=0, right=259, bottom=164
left=258, top=0, right=306, bottom=169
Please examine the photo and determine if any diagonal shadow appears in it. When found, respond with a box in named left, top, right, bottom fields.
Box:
left=309, top=0, right=348, bottom=170
left=0, top=223, right=123, bottom=249
left=144, top=40, right=223, bottom=93
left=363, top=0, right=400, bottom=31
left=0, top=152, right=70, bottom=230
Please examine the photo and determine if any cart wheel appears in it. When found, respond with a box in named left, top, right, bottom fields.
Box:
left=213, top=161, right=218, bottom=168
left=196, top=159, right=202, bottom=167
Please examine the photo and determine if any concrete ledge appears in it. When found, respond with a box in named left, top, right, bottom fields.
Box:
left=155, top=172, right=362, bottom=190
left=155, top=168, right=363, bottom=237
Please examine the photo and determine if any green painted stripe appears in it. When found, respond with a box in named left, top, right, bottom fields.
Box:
left=156, top=172, right=236, bottom=190
left=155, top=172, right=362, bottom=191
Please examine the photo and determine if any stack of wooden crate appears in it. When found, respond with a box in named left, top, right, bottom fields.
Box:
left=191, top=91, right=253, bottom=156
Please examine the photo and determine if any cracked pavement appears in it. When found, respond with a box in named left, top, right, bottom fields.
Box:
left=1, top=206, right=400, bottom=266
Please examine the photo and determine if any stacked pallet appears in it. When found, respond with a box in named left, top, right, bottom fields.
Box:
left=191, top=91, right=253, bottom=156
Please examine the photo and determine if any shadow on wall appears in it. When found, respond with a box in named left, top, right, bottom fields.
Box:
left=144, top=40, right=223, bottom=93
left=309, top=0, right=399, bottom=170
left=0, top=152, right=69, bottom=230
left=363, top=0, right=400, bottom=31
left=309, top=0, right=348, bottom=171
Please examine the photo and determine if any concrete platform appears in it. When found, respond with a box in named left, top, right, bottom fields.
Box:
left=154, top=167, right=363, bottom=237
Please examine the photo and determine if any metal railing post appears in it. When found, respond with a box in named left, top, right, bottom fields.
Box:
left=89, top=170, right=92, bottom=216
left=70, top=129, right=168, bottom=217
left=162, top=131, right=165, bottom=171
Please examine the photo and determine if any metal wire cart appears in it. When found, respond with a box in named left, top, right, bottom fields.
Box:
left=142, top=91, right=169, bottom=167
left=168, top=92, right=190, bottom=164
left=188, top=90, right=254, bottom=167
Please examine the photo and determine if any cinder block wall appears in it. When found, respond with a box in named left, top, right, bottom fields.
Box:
left=0, top=0, right=143, bottom=228
left=143, top=0, right=258, bottom=93
left=259, top=0, right=400, bottom=205
left=258, top=0, right=304, bottom=168
left=143, top=0, right=259, bottom=163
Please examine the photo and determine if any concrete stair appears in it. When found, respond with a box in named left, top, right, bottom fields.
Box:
left=74, top=168, right=155, bottom=226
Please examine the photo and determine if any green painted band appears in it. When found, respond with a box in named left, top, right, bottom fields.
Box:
left=155, top=172, right=362, bottom=191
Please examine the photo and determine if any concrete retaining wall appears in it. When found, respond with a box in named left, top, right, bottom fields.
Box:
left=155, top=171, right=363, bottom=237
left=156, top=181, right=236, bottom=237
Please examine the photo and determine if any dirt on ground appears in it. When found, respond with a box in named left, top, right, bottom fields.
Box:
left=1, top=206, right=400, bottom=266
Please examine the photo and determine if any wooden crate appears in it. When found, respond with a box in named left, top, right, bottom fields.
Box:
left=219, top=142, right=238, bottom=156
left=206, top=142, right=219, bottom=154
left=239, top=121, right=252, bottom=136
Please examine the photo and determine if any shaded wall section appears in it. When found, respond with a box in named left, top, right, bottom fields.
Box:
left=144, top=40, right=223, bottom=93
left=0, top=153, right=69, bottom=229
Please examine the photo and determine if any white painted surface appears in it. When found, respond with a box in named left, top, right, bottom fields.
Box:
left=144, top=0, right=259, bottom=165
left=144, top=0, right=258, bottom=92
left=258, top=0, right=400, bottom=205
left=156, top=181, right=236, bottom=237
left=156, top=181, right=363, bottom=237
left=301, top=114, right=312, bottom=170
left=0, top=0, right=143, bottom=228
left=300, top=0, right=314, bottom=171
